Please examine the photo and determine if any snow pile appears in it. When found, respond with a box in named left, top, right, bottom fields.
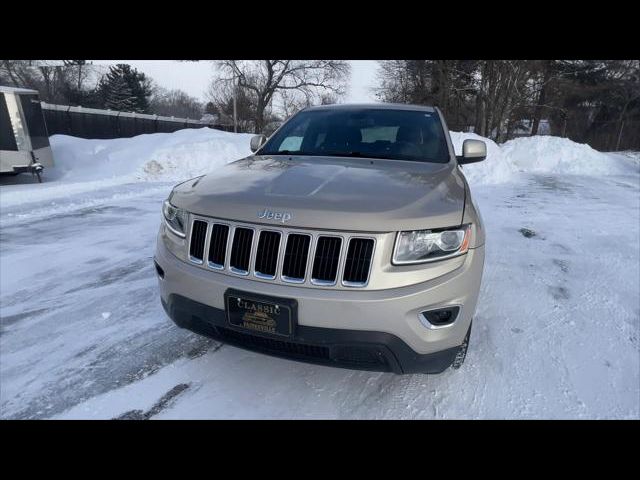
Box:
left=449, top=131, right=518, bottom=185
left=0, top=128, right=254, bottom=208
left=49, top=128, right=254, bottom=184
left=602, top=150, right=640, bottom=167
left=2, top=128, right=637, bottom=209
left=47, top=128, right=640, bottom=188
left=451, top=132, right=638, bottom=185
left=501, top=135, right=635, bottom=176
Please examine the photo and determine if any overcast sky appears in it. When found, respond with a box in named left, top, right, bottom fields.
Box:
left=91, top=60, right=379, bottom=104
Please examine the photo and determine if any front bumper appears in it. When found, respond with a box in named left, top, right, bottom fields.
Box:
left=162, top=293, right=460, bottom=374
left=155, top=236, right=484, bottom=374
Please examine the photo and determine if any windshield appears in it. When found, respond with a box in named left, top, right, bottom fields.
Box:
left=259, top=108, right=450, bottom=163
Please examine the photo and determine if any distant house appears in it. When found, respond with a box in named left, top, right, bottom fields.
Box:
left=200, top=111, right=235, bottom=130
left=199, top=113, right=219, bottom=124
left=512, top=119, right=551, bottom=136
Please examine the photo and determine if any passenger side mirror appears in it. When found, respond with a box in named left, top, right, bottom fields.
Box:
left=250, top=134, right=267, bottom=153
left=457, top=139, right=487, bottom=164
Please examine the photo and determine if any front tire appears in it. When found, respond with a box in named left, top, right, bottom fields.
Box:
left=451, top=321, right=472, bottom=369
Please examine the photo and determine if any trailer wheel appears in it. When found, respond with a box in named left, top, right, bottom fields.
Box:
left=31, top=163, right=44, bottom=183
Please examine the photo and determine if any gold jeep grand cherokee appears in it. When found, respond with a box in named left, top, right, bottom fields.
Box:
left=154, top=104, right=486, bottom=374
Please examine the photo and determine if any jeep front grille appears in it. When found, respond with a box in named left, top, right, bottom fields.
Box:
left=229, top=227, right=254, bottom=274
left=311, top=236, right=342, bottom=285
left=189, top=220, right=208, bottom=263
left=187, top=216, right=376, bottom=288
left=254, top=230, right=281, bottom=279
left=343, top=238, right=375, bottom=286
left=281, top=234, right=311, bottom=282
left=207, top=224, right=229, bottom=269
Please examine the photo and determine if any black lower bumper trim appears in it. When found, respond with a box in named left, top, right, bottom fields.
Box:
left=162, top=294, right=459, bottom=374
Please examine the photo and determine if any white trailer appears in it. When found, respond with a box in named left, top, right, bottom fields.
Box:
left=1, top=86, right=54, bottom=182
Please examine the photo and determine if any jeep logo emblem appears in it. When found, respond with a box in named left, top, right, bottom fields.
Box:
left=258, top=208, right=292, bottom=224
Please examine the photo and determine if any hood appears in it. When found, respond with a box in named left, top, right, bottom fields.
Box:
left=171, top=155, right=466, bottom=232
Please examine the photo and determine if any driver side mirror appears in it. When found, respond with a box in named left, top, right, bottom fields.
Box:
left=250, top=134, right=267, bottom=153
left=457, top=139, right=487, bottom=164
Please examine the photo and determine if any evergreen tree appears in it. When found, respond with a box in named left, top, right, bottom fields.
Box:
left=104, top=75, right=136, bottom=111
left=96, top=64, right=152, bottom=113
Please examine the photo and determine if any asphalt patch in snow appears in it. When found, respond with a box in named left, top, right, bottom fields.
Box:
left=115, top=383, right=191, bottom=420
left=535, top=176, right=574, bottom=193
left=187, top=341, right=223, bottom=360
left=0, top=307, right=55, bottom=331
left=519, top=228, right=537, bottom=238
left=64, top=258, right=152, bottom=294
left=548, top=285, right=571, bottom=300
left=552, top=259, right=570, bottom=273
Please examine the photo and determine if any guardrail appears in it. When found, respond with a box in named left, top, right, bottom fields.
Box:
left=40, top=102, right=234, bottom=139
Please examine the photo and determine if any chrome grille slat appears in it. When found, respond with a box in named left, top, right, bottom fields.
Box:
left=188, top=216, right=375, bottom=288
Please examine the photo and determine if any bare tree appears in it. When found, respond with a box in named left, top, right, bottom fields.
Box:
left=606, top=60, right=640, bottom=150
left=149, top=87, right=204, bottom=119
left=210, top=60, right=350, bottom=133
left=374, top=60, right=431, bottom=104
left=207, top=77, right=257, bottom=132
left=473, top=60, right=538, bottom=141
left=375, top=60, right=478, bottom=130
left=62, top=60, right=91, bottom=92
left=0, top=60, right=100, bottom=105
left=1, top=60, right=37, bottom=88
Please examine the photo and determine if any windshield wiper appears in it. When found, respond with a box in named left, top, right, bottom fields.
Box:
left=327, top=151, right=446, bottom=163
left=266, top=150, right=443, bottom=163
left=324, top=151, right=395, bottom=160
left=264, top=150, right=321, bottom=156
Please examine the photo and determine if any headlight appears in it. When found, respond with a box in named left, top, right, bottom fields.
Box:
left=393, top=225, right=471, bottom=264
left=162, top=200, right=187, bottom=238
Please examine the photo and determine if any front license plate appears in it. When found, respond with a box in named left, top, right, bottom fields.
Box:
left=225, top=290, right=296, bottom=338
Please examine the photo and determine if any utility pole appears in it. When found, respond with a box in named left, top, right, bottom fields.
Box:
left=233, top=75, right=238, bottom=133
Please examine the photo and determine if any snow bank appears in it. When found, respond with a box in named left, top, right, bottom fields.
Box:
left=449, top=131, right=518, bottom=185
left=450, top=132, right=638, bottom=185
left=49, top=128, right=254, bottom=183
left=501, top=136, right=635, bottom=176
left=3, top=128, right=637, bottom=209
left=46, top=128, right=640, bottom=188
left=0, top=128, right=254, bottom=208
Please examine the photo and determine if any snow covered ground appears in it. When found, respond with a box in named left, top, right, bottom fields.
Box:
left=1, top=128, right=638, bottom=419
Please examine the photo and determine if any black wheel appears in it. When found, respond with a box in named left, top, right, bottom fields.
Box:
left=451, top=321, right=472, bottom=370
